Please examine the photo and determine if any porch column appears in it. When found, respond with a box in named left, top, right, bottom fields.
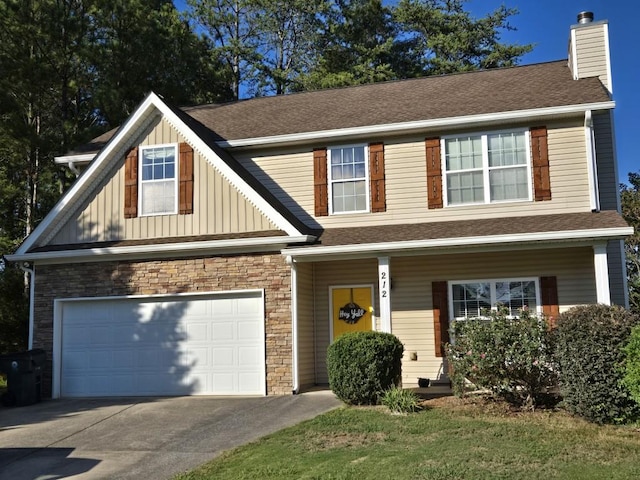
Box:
left=593, top=243, right=611, bottom=305
left=378, top=256, right=392, bottom=332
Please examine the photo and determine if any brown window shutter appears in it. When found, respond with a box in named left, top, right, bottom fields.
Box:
left=124, top=147, right=138, bottom=218
left=425, top=137, right=443, bottom=209
left=313, top=147, right=328, bottom=217
left=369, top=142, right=386, bottom=212
left=432, top=281, right=450, bottom=357
left=531, top=126, right=552, bottom=201
left=540, top=276, right=560, bottom=327
left=179, top=142, right=194, bottom=215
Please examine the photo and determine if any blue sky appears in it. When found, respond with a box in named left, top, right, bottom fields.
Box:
left=176, top=0, right=636, bottom=183
left=466, top=1, right=637, bottom=183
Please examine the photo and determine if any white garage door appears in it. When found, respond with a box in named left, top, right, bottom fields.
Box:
left=58, top=292, right=265, bottom=397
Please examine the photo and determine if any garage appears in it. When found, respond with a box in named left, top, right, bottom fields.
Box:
left=54, top=291, right=265, bottom=397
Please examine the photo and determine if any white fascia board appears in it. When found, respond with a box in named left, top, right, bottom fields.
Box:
left=218, top=102, right=616, bottom=149
left=6, top=235, right=315, bottom=264
left=283, top=227, right=634, bottom=259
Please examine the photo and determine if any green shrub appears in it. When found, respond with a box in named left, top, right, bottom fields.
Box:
left=622, top=324, right=640, bottom=406
left=381, top=386, right=421, bottom=414
left=445, top=307, right=556, bottom=409
left=327, top=331, right=404, bottom=405
left=553, top=304, right=640, bottom=424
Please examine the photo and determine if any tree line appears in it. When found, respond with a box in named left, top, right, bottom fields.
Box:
left=0, top=0, right=636, bottom=353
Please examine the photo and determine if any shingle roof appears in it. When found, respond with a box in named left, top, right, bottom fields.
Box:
left=185, top=60, right=610, bottom=141
left=70, top=60, right=610, bottom=154
left=312, top=210, right=628, bottom=247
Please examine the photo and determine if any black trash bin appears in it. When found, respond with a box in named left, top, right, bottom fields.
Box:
left=0, top=349, right=46, bottom=407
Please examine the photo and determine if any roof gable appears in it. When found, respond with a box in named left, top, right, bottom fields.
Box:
left=16, top=93, right=310, bottom=255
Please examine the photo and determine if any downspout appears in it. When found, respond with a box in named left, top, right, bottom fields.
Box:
left=68, top=161, right=80, bottom=177
left=286, top=255, right=299, bottom=394
left=19, top=262, right=35, bottom=349
left=585, top=110, right=601, bottom=212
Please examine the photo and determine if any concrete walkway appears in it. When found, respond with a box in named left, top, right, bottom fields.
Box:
left=0, top=392, right=342, bottom=480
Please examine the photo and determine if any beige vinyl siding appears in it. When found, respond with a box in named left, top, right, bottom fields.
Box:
left=573, top=23, right=610, bottom=92
left=51, top=118, right=274, bottom=245
left=593, top=111, right=619, bottom=211
left=296, top=262, right=316, bottom=388
left=310, top=247, right=596, bottom=386
left=312, top=259, right=378, bottom=383
left=237, top=120, right=591, bottom=229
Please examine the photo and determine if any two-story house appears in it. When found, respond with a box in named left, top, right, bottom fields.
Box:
left=7, top=11, right=633, bottom=398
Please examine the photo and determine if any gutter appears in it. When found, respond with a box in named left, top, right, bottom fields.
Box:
left=6, top=235, right=316, bottom=264
left=18, top=262, right=35, bottom=350
left=283, top=227, right=634, bottom=259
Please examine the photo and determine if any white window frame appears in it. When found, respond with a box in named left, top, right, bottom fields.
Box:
left=442, top=128, right=533, bottom=207
left=139, top=143, right=179, bottom=216
left=328, top=144, right=370, bottom=215
left=448, top=277, right=541, bottom=321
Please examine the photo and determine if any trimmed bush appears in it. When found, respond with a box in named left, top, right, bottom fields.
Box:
left=553, top=304, right=640, bottom=424
left=622, top=324, right=640, bottom=406
left=445, top=307, right=556, bottom=408
left=327, top=331, right=404, bottom=405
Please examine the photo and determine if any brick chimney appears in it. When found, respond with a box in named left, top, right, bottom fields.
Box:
left=568, top=11, right=613, bottom=95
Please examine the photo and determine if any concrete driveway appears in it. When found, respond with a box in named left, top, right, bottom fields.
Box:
left=0, top=391, right=341, bottom=480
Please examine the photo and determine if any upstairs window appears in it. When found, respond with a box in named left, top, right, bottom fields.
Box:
left=329, top=145, right=369, bottom=214
left=444, top=130, right=531, bottom=206
left=140, top=144, right=177, bottom=216
left=450, top=278, right=539, bottom=319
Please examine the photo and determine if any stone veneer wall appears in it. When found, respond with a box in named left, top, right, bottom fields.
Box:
left=33, top=253, right=292, bottom=396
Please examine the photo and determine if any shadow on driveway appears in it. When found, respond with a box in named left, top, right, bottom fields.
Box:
left=0, top=392, right=342, bottom=480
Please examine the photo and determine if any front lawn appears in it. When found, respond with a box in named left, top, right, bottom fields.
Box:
left=174, top=397, right=640, bottom=480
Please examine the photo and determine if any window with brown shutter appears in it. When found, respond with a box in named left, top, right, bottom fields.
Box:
left=432, top=281, right=450, bottom=357
left=313, top=147, right=328, bottom=217
left=425, top=137, right=443, bottom=209
left=531, top=126, right=552, bottom=201
left=540, top=276, right=560, bottom=327
left=179, top=142, right=194, bottom=215
left=369, top=142, right=386, bottom=213
left=124, top=147, right=138, bottom=218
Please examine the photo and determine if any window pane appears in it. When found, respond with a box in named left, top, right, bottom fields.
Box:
left=141, top=180, right=175, bottom=215
left=452, top=283, right=491, bottom=318
left=495, top=281, right=537, bottom=316
left=489, top=166, right=528, bottom=201
left=447, top=172, right=483, bottom=205
left=445, top=136, right=482, bottom=171
left=488, top=132, right=526, bottom=167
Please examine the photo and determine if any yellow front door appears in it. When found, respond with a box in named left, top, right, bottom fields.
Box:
left=331, top=286, right=373, bottom=341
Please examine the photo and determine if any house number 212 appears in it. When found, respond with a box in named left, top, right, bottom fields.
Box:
left=380, top=271, right=388, bottom=298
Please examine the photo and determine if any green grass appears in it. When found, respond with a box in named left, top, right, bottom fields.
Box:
left=174, top=398, right=640, bottom=480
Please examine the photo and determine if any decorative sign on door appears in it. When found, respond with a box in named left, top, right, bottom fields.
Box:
left=331, top=286, right=373, bottom=340
left=338, top=288, right=367, bottom=324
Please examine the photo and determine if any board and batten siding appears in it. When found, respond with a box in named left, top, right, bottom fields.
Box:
left=51, top=118, right=274, bottom=245
left=310, top=247, right=596, bottom=386
left=236, top=119, right=591, bottom=230
left=296, top=262, right=316, bottom=388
